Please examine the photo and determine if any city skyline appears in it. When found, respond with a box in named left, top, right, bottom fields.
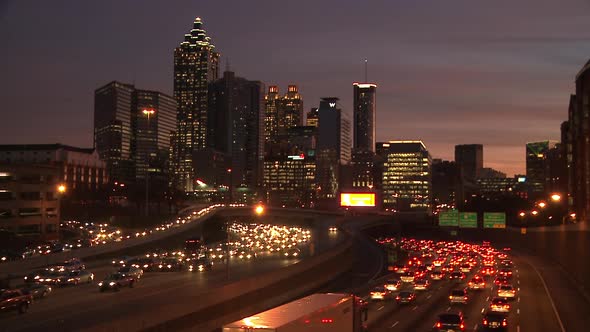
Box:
left=2, top=1, right=590, bottom=176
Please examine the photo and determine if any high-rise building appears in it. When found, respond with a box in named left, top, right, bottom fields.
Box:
left=131, top=90, right=177, bottom=182
left=306, top=107, right=319, bottom=127
left=264, top=86, right=280, bottom=145
left=479, top=167, right=506, bottom=179
left=454, top=144, right=483, bottom=182
left=264, top=85, right=304, bottom=147
left=316, top=98, right=351, bottom=200
left=353, top=83, right=377, bottom=152
left=208, top=70, right=264, bottom=191
left=526, top=140, right=557, bottom=197
left=263, top=154, right=316, bottom=208
left=376, top=141, right=432, bottom=212
left=350, top=150, right=375, bottom=190
left=431, top=159, right=459, bottom=210
left=94, top=81, right=135, bottom=183
left=94, top=81, right=176, bottom=189
left=569, top=59, right=590, bottom=221
left=172, top=17, right=220, bottom=192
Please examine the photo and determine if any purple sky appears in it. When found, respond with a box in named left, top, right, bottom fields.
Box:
left=1, top=0, right=590, bottom=176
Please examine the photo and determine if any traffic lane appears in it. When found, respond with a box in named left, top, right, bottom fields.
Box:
left=513, top=253, right=575, bottom=332
left=369, top=279, right=460, bottom=331
left=0, top=258, right=298, bottom=332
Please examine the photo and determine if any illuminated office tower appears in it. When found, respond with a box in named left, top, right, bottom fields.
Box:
left=376, top=141, right=432, bottom=212
left=264, top=85, right=303, bottom=146
left=172, top=17, right=220, bottom=192
left=353, top=82, right=377, bottom=152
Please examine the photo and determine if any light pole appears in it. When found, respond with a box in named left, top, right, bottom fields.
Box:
left=142, top=109, right=155, bottom=217
left=227, top=168, right=232, bottom=204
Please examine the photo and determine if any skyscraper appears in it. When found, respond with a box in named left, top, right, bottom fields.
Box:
left=526, top=140, right=557, bottom=197
left=377, top=141, right=432, bottom=212
left=316, top=98, right=351, bottom=200
left=131, top=90, right=177, bottom=181
left=454, top=144, right=483, bottom=182
left=208, top=70, right=264, bottom=191
left=172, top=17, right=220, bottom=192
left=94, top=81, right=135, bottom=183
left=94, top=81, right=177, bottom=188
left=353, top=82, right=377, bottom=152
left=264, top=85, right=303, bottom=146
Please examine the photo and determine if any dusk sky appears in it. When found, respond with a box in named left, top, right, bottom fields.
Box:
left=2, top=0, right=590, bottom=176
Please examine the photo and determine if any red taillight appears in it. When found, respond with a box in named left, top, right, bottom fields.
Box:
left=320, top=318, right=333, bottom=323
left=396, top=296, right=400, bottom=300
left=436, top=322, right=441, bottom=328
left=460, top=323, right=465, bottom=330
left=502, top=320, right=507, bottom=327
left=483, top=319, right=488, bottom=325
left=464, top=296, right=468, bottom=300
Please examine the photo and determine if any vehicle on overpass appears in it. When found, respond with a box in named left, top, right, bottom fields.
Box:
left=222, top=293, right=367, bottom=332
left=184, top=238, right=204, bottom=257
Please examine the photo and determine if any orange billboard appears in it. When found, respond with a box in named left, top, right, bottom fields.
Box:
left=340, top=193, right=376, bottom=207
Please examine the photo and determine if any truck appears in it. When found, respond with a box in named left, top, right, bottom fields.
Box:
left=222, top=293, right=367, bottom=332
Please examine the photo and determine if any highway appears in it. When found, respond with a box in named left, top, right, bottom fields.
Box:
left=0, top=215, right=346, bottom=332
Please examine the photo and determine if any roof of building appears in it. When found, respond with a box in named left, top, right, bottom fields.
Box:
left=576, top=58, right=590, bottom=80
left=0, top=144, right=95, bottom=154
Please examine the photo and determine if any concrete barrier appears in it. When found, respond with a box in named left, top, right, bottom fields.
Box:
left=0, top=206, right=222, bottom=276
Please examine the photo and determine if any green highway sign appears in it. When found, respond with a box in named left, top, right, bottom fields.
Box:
left=459, top=212, right=478, bottom=228
left=483, top=212, right=506, bottom=229
left=439, top=210, right=459, bottom=226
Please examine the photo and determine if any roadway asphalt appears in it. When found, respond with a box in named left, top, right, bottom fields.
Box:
left=0, top=217, right=347, bottom=332
left=349, top=250, right=564, bottom=332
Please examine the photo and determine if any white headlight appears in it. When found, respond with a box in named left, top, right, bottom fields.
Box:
left=98, top=282, right=103, bottom=286
left=109, top=282, right=116, bottom=286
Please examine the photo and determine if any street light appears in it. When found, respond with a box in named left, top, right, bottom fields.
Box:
left=255, top=204, right=265, bottom=215
left=518, top=212, right=526, bottom=217
left=551, top=194, right=562, bottom=202
left=531, top=210, right=539, bottom=216
left=57, top=184, right=66, bottom=194
left=537, top=202, right=546, bottom=208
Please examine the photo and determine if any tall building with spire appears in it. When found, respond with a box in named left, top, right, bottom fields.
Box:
left=353, top=82, right=377, bottom=152
left=172, top=17, right=220, bottom=192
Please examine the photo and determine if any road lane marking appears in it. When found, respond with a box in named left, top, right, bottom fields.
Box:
left=412, top=305, right=418, bottom=310
left=518, top=297, right=520, bottom=303
left=378, top=305, right=384, bottom=311
left=517, top=325, right=520, bottom=332
left=486, top=296, right=489, bottom=301
left=446, top=306, right=451, bottom=312
left=390, top=321, right=399, bottom=328
left=474, top=324, right=478, bottom=330
left=517, top=309, right=520, bottom=314
left=481, top=308, right=485, bottom=313
left=528, top=258, right=566, bottom=332
left=427, top=294, right=432, bottom=299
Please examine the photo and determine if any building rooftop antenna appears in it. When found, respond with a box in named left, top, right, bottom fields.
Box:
left=364, top=58, right=368, bottom=83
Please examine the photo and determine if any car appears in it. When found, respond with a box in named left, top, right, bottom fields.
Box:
left=56, top=270, right=94, bottom=286
left=414, top=279, right=430, bottom=291
left=481, top=267, right=496, bottom=277
left=63, top=258, right=85, bottom=271
left=459, top=264, right=471, bottom=273
left=498, top=268, right=513, bottom=278
left=449, top=271, right=465, bottom=281
left=384, top=279, right=401, bottom=291
left=23, top=269, right=51, bottom=284
left=431, top=271, right=445, bottom=281
left=21, top=284, right=52, bottom=299
left=482, top=311, right=508, bottom=330
left=494, top=276, right=510, bottom=286
left=112, top=256, right=134, bottom=267
left=158, top=258, right=184, bottom=271
left=400, top=271, right=415, bottom=283
left=0, top=289, right=32, bottom=314
left=37, top=271, right=66, bottom=285
left=396, top=291, right=416, bottom=304
left=434, top=312, right=466, bottom=331
left=284, top=247, right=301, bottom=258
left=130, top=257, right=160, bottom=272
left=328, top=226, right=338, bottom=232
left=117, top=266, right=144, bottom=279
left=390, top=263, right=407, bottom=274
left=489, top=297, right=511, bottom=312
left=187, top=257, right=213, bottom=272
left=98, top=273, right=135, bottom=292
left=370, top=286, right=393, bottom=301
left=468, top=276, right=486, bottom=290
left=497, top=284, right=516, bottom=298
left=449, top=289, right=468, bottom=304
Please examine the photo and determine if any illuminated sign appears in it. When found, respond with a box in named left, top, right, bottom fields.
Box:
left=340, top=193, right=376, bottom=207
left=329, top=102, right=336, bottom=108
left=288, top=154, right=305, bottom=160
left=517, top=177, right=526, bottom=183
